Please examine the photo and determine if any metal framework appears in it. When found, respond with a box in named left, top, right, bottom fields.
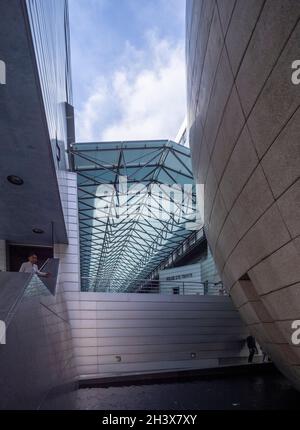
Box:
left=70, top=140, right=197, bottom=292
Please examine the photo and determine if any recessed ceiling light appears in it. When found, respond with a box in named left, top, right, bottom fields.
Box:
left=32, top=228, right=44, bottom=234
left=7, top=175, right=24, bottom=185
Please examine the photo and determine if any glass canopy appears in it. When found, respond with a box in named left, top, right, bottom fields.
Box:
left=71, top=140, right=197, bottom=292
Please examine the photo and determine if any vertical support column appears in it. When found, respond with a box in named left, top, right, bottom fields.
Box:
left=52, top=171, right=81, bottom=382
left=54, top=171, right=81, bottom=293
left=0, top=240, right=6, bottom=271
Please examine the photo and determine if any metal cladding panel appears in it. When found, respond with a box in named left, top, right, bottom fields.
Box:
left=67, top=292, right=248, bottom=378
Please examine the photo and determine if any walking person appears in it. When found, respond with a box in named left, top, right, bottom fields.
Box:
left=246, top=335, right=258, bottom=363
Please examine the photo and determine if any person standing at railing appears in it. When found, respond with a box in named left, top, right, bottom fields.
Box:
left=19, top=253, right=50, bottom=277
left=219, top=286, right=226, bottom=295
left=246, top=335, right=258, bottom=363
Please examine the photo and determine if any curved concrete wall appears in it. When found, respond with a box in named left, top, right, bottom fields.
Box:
left=186, top=0, right=300, bottom=389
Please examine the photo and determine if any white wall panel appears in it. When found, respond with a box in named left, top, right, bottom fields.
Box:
left=67, top=292, right=248, bottom=379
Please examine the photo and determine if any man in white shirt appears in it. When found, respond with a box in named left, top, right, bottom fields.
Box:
left=19, top=253, right=49, bottom=277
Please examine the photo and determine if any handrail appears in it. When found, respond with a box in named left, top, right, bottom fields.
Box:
left=147, top=228, right=205, bottom=280
left=38, top=258, right=60, bottom=295
left=39, top=257, right=50, bottom=271
left=80, top=276, right=226, bottom=295
left=81, top=276, right=222, bottom=285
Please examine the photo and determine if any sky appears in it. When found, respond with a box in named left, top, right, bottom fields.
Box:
left=69, top=0, right=187, bottom=143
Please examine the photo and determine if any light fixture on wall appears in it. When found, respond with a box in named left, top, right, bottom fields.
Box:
left=32, top=228, right=44, bottom=234
left=7, top=175, right=24, bottom=186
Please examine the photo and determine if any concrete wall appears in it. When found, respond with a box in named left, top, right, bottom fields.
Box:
left=65, top=292, right=248, bottom=380
left=186, top=0, right=300, bottom=389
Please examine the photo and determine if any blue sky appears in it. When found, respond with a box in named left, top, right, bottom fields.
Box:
left=69, top=0, right=186, bottom=142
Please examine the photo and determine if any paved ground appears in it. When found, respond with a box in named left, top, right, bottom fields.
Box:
left=75, top=372, right=300, bottom=410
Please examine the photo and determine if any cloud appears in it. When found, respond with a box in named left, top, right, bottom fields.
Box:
left=75, top=31, right=186, bottom=142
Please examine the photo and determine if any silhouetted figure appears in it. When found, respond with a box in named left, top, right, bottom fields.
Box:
left=246, top=335, right=258, bottom=363
left=260, top=346, right=271, bottom=363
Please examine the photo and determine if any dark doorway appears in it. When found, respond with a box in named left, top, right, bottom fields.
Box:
left=7, top=244, right=53, bottom=272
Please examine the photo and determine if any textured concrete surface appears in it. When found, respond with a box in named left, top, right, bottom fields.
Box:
left=186, top=0, right=300, bottom=390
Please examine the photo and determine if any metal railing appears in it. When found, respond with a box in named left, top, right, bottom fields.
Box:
left=81, top=277, right=227, bottom=295
left=148, top=228, right=205, bottom=281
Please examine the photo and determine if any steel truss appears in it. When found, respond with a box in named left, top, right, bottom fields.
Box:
left=70, top=140, right=197, bottom=292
